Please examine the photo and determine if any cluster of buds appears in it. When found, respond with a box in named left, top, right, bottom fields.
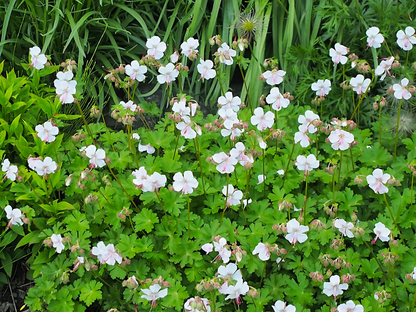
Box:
left=84, top=193, right=98, bottom=204
left=196, top=278, right=220, bottom=293
left=278, top=200, right=292, bottom=211
left=60, top=59, right=77, bottom=72
left=309, top=271, right=324, bottom=282
left=262, top=58, right=279, bottom=70
left=70, top=240, right=84, bottom=254
left=373, top=96, right=387, bottom=110
left=387, top=175, right=400, bottom=186
left=141, top=55, right=163, bottom=69
left=323, top=203, right=338, bottom=217
left=353, top=175, right=366, bottom=186
left=330, top=238, right=344, bottom=251
left=72, top=131, right=86, bottom=142
left=348, top=53, right=359, bottom=68
left=104, top=64, right=126, bottom=87
left=122, top=275, right=140, bottom=289
left=374, top=290, right=391, bottom=304
left=209, top=35, right=222, bottom=47
left=341, top=273, right=355, bottom=283
left=310, top=219, right=327, bottom=230
left=355, top=60, right=372, bottom=73
left=232, top=38, right=249, bottom=51
left=111, top=109, right=137, bottom=126
left=259, top=94, right=266, bottom=105
left=90, top=105, right=100, bottom=118
left=184, top=297, right=211, bottom=312
left=203, top=122, right=219, bottom=132
left=230, top=242, right=247, bottom=262
left=272, top=223, right=287, bottom=234
left=311, top=96, right=324, bottom=106
left=60, top=271, right=70, bottom=284
left=117, top=207, right=131, bottom=221
left=380, top=251, right=399, bottom=265
left=269, top=129, right=286, bottom=140
left=352, top=225, right=366, bottom=238
left=324, top=161, right=337, bottom=175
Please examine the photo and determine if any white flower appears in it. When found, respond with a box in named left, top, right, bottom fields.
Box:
left=141, top=284, right=168, bottom=308
left=277, top=169, right=285, bottom=175
left=217, top=43, right=236, bottom=65
left=328, top=129, right=354, bottom=151
left=366, top=168, right=390, bottom=194
left=272, top=300, right=296, bottom=312
left=294, top=124, right=311, bottom=148
left=197, top=59, right=216, bottom=80
left=337, top=300, right=364, bottom=312
left=285, top=219, right=309, bottom=244
left=230, top=142, right=253, bottom=166
left=221, top=126, right=244, bottom=141
left=266, top=87, right=290, bottom=111
left=146, top=36, right=167, bottom=60
left=212, top=152, right=237, bottom=174
left=125, top=60, right=147, bottom=82
left=92, top=241, right=122, bottom=265
left=4, top=205, right=23, bottom=227
left=172, top=171, right=198, bottom=194
left=350, top=74, right=371, bottom=95
left=295, top=154, right=319, bottom=174
left=132, top=167, right=149, bottom=188
left=334, top=219, right=354, bottom=238
left=257, top=174, right=266, bottom=185
left=54, top=71, right=74, bottom=83
left=323, top=275, right=348, bottom=299
left=170, top=51, right=179, bottom=63
left=262, top=69, right=286, bottom=85
left=181, top=37, right=199, bottom=57
left=218, top=92, right=241, bottom=113
left=51, top=234, right=65, bottom=253
left=242, top=198, right=252, bottom=209
left=219, top=108, right=239, bottom=130
left=373, top=222, right=390, bottom=243
left=201, top=243, right=213, bottom=254
left=225, top=279, right=249, bottom=304
left=138, top=142, right=156, bottom=154
left=393, top=78, right=412, bottom=100
left=35, top=121, right=59, bottom=143
left=33, top=157, right=57, bottom=176
left=55, top=80, right=77, bottom=104
left=142, top=172, right=167, bottom=193
left=120, top=100, right=137, bottom=112
left=396, top=26, right=416, bottom=51
left=250, top=107, right=275, bottom=131
left=85, top=145, right=106, bottom=168
left=172, top=100, right=190, bottom=117
left=176, top=116, right=197, bottom=139
left=2, top=159, right=18, bottom=181
left=252, top=242, right=270, bottom=261
left=157, top=63, right=179, bottom=85
left=29, top=46, right=47, bottom=70
left=298, top=110, right=320, bottom=133
left=329, top=43, right=348, bottom=64
left=311, top=79, right=331, bottom=97
left=367, top=27, right=384, bottom=48
left=222, top=184, right=243, bottom=206
left=375, top=57, right=394, bottom=81
left=214, top=237, right=231, bottom=263
left=217, top=263, right=242, bottom=281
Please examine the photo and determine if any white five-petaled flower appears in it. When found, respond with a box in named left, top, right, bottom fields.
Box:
left=372, top=222, right=390, bottom=243
left=334, top=219, right=354, bottom=238
left=201, top=243, right=213, bottom=254
left=214, top=238, right=231, bottom=263
left=132, top=166, right=149, bottom=188
left=285, top=219, right=309, bottom=245
left=173, top=171, right=198, bottom=194
left=33, top=157, right=57, bottom=176
left=298, top=110, right=320, bottom=133
left=217, top=263, right=242, bottom=282
left=125, top=60, right=147, bottom=82
left=172, top=100, right=190, bottom=117
left=350, top=74, right=371, bottom=95
left=323, top=275, right=348, bottom=299
left=225, top=279, right=249, bottom=305
left=328, top=129, right=354, bottom=151
left=170, top=51, right=179, bottom=63
left=29, top=46, right=47, bottom=70
left=250, top=107, right=275, bottom=131
left=366, top=27, right=384, bottom=48
left=141, top=284, right=168, bottom=308
left=197, top=59, right=216, bottom=80
left=222, top=184, right=243, bottom=206
left=4, top=205, right=23, bottom=227
left=396, top=26, right=416, bottom=51
left=50, top=234, right=65, bottom=253
left=35, top=121, right=59, bottom=143
left=294, top=124, right=311, bottom=148
left=138, top=142, right=156, bottom=154
left=218, top=92, right=241, bottom=113
left=146, top=36, right=167, bottom=60
left=212, top=152, right=238, bottom=174
left=393, top=78, right=412, bottom=100
left=329, top=43, right=348, bottom=65
left=217, top=43, right=236, bottom=65
left=92, top=241, right=122, bottom=265
left=366, top=168, right=390, bottom=194
left=85, top=145, right=106, bottom=168
left=272, top=300, right=296, bottom=312
left=375, top=56, right=394, bottom=81
left=266, top=87, right=290, bottom=111
left=181, top=37, right=199, bottom=57
left=252, top=242, right=270, bottom=261
left=157, top=63, right=179, bottom=85
left=230, top=142, right=253, bottom=166
left=219, top=108, right=239, bottom=130
left=2, top=159, right=18, bottom=181
left=142, top=172, right=167, bottom=193
left=262, top=69, right=286, bottom=85
left=295, top=154, right=319, bottom=174
left=337, top=300, right=364, bottom=312
left=311, top=79, right=331, bottom=97
left=176, top=116, right=199, bottom=139
left=55, top=80, right=77, bottom=104
left=120, top=100, right=137, bottom=112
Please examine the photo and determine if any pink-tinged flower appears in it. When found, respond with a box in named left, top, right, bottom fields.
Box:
left=250, top=107, right=275, bottom=131
left=4, top=205, right=23, bottom=227
left=142, top=172, right=167, bottom=193
left=146, top=36, right=167, bottom=60
left=252, top=242, right=270, bottom=261
left=184, top=297, right=211, bottom=312
left=33, top=157, right=57, bottom=176
left=197, top=59, right=216, bottom=80
left=51, top=234, right=65, bottom=253
left=218, top=92, right=241, bottom=113
left=328, top=129, right=354, bottom=151
left=393, top=78, right=412, bottom=100
left=266, top=87, right=290, bottom=111
left=295, top=154, right=319, bottom=174
left=337, top=300, right=364, bottom=312
left=375, top=57, right=394, bottom=81
left=201, top=243, right=213, bottom=254
left=217, top=263, right=242, bottom=281
left=132, top=167, right=149, bottom=188
left=323, top=275, right=348, bottom=299
left=102, top=244, right=122, bottom=265
left=29, top=46, right=47, bottom=70
left=138, top=142, right=156, bottom=154
left=85, top=145, right=106, bottom=168
left=294, top=124, right=311, bottom=148
left=334, top=219, right=354, bottom=238
left=120, top=100, right=137, bottom=112
left=172, top=100, right=190, bottom=117
left=141, top=284, right=168, bottom=308
left=262, top=69, right=286, bottom=85
left=176, top=116, right=199, bottom=139
left=285, top=219, right=309, bottom=245
left=225, top=279, right=249, bottom=305
left=55, top=80, right=77, bottom=104
left=125, top=60, right=147, bottom=82
left=329, top=43, right=348, bottom=64
left=311, top=79, right=331, bottom=97
left=372, top=222, right=390, bottom=243
left=2, top=159, right=18, bottom=181
left=396, top=26, right=416, bottom=51
left=230, top=142, right=253, bottom=166
left=170, top=51, right=179, bottom=63
left=35, top=121, right=59, bottom=143
left=350, top=74, right=371, bottom=95
left=219, top=108, right=239, bottom=130
left=257, top=136, right=267, bottom=149
left=298, top=110, right=320, bottom=133
left=222, top=184, right=243, bottom=206
left=212, top=152, right=238, bottom=174
left=54, top=71, right=74, bottom=83
left=157, top=63, right=179, bottom=85
left=221, top=127, right=243, bottom=141
left=366, top=168, right=390, bottom=194
left=173, top=171, right=198, bottom=194
left=272, top=300, right=296, bottom=312
left=181, top=37, right=199, bottom=57
left=214, top=237, right=231, bottom=263
left=367, top=27, right=384, bottom=48
left=217, top=43, right=236, bottom=65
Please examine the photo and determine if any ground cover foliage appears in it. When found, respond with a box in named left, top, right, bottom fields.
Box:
left=1, top=0, right=416, bottom=311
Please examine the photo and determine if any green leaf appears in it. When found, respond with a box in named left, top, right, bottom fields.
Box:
left=79, top=281, right=103, bottom=307
left=359, top=142, right=393, bottom=166
left=1, top=252, right=12, bottom=277
left=116, top=233, right=140, bottom=258
left=133, top=208, right=159, bottom=233
left=15, top=231, right=42, bottom=249
left=0, top=230, right=17, bottom=247
left=9, top=114, right=21, bottom=135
